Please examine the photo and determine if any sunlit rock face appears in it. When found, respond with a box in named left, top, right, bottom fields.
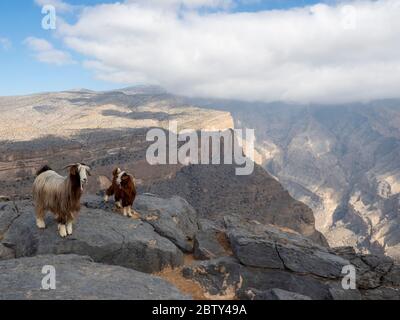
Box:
left=0, top=88, right=234, bottom=198
left=217, top=100, right=400, bottom=259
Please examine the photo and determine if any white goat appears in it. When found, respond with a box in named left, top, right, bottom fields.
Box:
left=32, top=163, right=91, bottom=238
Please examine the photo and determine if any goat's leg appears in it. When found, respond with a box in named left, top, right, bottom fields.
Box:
left=35, top=205, right=46, bottom=229
left=66, top=211, right=76, bottom=236
left=57, top=214, right=68, bottom=238
left=115, top=200, right=122, bottom=209
left=66, top=218, right=74, bottom=236
left=104, top=185, right=114, bottom=202
left=126, top=206, right=133, bottom=217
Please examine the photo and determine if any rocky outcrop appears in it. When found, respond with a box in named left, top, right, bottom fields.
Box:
left=183, top=216, right=400, bottom=300
left=1, top=194, right=399, bottom=300
left=84, top=194, right=199, bottom=253
left=333, top=246, right=400, bottom=298
left=247, top=288, right=312, bottom=300
left=1, top=198, right=183, bottom=273
left=194, top=230, right=230, bottom=260
left=0, top=254, right=189, bottom=300
left=134, top=194, right=199, bottom=253
left=145, top=163, right=327, bottom=247
left=226, top=217, right=349, bottom=278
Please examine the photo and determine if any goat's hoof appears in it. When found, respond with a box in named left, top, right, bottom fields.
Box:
left=104, top=195, right=109, bottom=203
left=58, top=224, right=67, bottom=238
left=66, top=223, right=73, bottom=235
left=36, top=219, right=46, bottom=229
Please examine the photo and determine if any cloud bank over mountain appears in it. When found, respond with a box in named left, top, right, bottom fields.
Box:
left=53, top=0, right=400, bottom=103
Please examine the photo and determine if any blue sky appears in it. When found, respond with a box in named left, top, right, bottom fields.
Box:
left=0, top=0, right=323, bottom=96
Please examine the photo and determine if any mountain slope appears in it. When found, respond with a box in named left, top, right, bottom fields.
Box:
left=0, top=88, right=325, bottom=245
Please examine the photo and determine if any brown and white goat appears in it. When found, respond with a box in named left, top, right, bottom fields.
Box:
left=104, top=168, right=137, bottom=218
left=33, top=163, right=91, bottom=238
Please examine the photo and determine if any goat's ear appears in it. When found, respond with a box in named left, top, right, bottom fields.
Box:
left=69, top=165, right=79, bottom=176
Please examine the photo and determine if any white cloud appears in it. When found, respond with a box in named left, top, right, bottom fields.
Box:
left=58, top=0, right=400, bottom=103
left=34, top=0, right=74, bottom=13
left=24, top=37, right=76, bottom=66
left=0, top=37, right=11, bottom=50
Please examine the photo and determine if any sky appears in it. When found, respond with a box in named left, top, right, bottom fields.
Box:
left=0, top=0, right=399, bottom=104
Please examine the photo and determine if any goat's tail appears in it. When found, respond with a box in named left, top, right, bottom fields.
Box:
left=36, top=165, right=52, bottom=177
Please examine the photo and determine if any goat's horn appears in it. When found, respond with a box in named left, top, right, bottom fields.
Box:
left=63, top=164, right=77, bottom=170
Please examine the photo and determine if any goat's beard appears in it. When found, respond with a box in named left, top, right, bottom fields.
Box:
left=80, top=181, right=87, bottom=191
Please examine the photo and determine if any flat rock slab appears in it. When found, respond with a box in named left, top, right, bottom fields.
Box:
left=182, top=257, right=335, bottom=300
left=84, top=194, right=199, bottom=253
left=134, top=194, right=199, bottom=253
left=249, top=288, right=312, bottom=300
left=194, top=230, right=229, bottom=260
left=0, top=255, right=189, bottom=300
left=226, top=217, right=349, bottom=278
left=1, top=201, right=183, bottom=273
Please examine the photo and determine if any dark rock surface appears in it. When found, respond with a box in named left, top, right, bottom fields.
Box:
left=0, top=254, right=189, bottom=300
left=226, top=217, right=349, bottom=278
left=84, top=194, right=199, bottom=253
left=183, top=219, right=400, bottom=300
left=0, top=243, right=14, bottom=260
left=193, top=230, right=229, bottom=260
left=183, top=256, right=334, bottom=300
left=247, top=288, right=312, bottom=300
left=134, top=194, right=199, bottom=253
left=1, top=195, right=400, bottom=300
left=1, top=199, right=183, bottom=273
left=144, top=164, right=328, bottom=247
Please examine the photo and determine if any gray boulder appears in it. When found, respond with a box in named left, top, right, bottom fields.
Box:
left=361, top=287, right=400, bottom=300
left=0, top=201, right=21, bottom=237
left=333, top=246, right=398, bottom=291
left=2, top=201, right=183, bottom=273
left=226, top=217, right=349, bottom=278
left=0, top=243, right=14, bottom=260
left=182, top=257, right=335, bottom=300
left=134, top=194, right=199, bottom=253
left=83, top=194, right=199, bottom=253
left=193, top=230, right=230, bottom=260
left=246, top=288, right=312, bottom=300
left=0, top=254, right=189, bottom=300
